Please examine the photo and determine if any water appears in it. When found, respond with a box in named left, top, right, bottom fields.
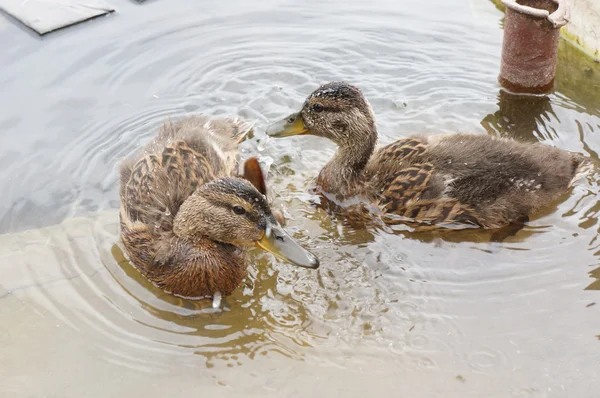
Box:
left=1, top=0, right=599, bottom=396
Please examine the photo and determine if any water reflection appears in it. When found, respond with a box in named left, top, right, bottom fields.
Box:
left=587, top=266, right=600, bottom=290
left=109, top=243, right=314, bottom=367
left=481, top=89, right=555, bottom=142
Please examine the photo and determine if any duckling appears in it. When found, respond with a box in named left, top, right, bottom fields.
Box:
left=119, top=115, right=319, bottom=300
left=267, top=82, right=591, bottom=230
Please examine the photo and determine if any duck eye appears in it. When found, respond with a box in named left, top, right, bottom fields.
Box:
left=232, top=206, right=246, bottom=215
left=312, top=103, right=324, bottom=113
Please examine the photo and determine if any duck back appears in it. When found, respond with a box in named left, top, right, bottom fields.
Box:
left=365, top=133, right=591, bottom=229
left=422, top=134, right=587, bottom=206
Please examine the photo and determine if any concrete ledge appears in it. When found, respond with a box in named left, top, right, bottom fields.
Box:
left=0, top=0, right=114, bottom=35
left=562, top=0, right=600, bottom=60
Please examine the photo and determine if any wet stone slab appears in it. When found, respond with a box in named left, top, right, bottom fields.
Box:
left=0, top=0, right=114, bottom=35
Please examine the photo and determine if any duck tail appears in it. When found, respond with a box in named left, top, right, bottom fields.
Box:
left=569, top=153, right=593, bottom=187
left=242, top=157, right=267, bottom=195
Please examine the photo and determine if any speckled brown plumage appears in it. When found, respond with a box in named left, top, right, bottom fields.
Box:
left=119, top=115, right=295, bottom=299
left=268, top=82, right=592, bottom=230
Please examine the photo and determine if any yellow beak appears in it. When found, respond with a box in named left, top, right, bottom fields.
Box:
left=255, top=222, right=319, bottom=269
left=266, top=113, right=309, bottom=138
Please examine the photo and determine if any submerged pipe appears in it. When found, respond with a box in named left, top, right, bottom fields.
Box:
left=499, top=0, right=569, bottom=94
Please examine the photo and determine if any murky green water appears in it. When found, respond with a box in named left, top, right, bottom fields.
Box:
left=1, top=0, right=599, bottom=397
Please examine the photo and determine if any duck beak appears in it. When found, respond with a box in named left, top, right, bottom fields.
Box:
left=255, top=222, right=319, bottom=269
left=266, top=112, right=309, bottom=137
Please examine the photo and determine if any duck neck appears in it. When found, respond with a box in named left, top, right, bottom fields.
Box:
left=173, top=194, right=210, bottom=240
left=319, top=127, right=377, bottom=196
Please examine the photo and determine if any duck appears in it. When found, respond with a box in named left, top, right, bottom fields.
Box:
left=119, top=115, right=319, bottom=301
left=266, top=81, right=592, bottom=230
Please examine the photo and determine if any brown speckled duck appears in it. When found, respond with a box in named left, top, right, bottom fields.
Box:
left=267, top=82, right=592, bottom=230
left=119, top=116, right=319, bottom=300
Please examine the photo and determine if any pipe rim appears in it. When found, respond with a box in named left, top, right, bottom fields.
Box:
left=501, top=0, right=570, bottom=28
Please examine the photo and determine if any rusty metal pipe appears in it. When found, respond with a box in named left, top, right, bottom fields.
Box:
left=499, top=0, right=569, bottom=94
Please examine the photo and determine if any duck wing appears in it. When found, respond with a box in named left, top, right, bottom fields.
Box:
left=120, top=116, right=255, bottom=230
left=367, top=137, right=427, bottom=174
left=121, top=140, right=216, bottom=229
left=363, top=137, right=486, bottom=228
left=374, top=163, right=486, bottom=228
left=378, top=163, right=435, bottom=207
